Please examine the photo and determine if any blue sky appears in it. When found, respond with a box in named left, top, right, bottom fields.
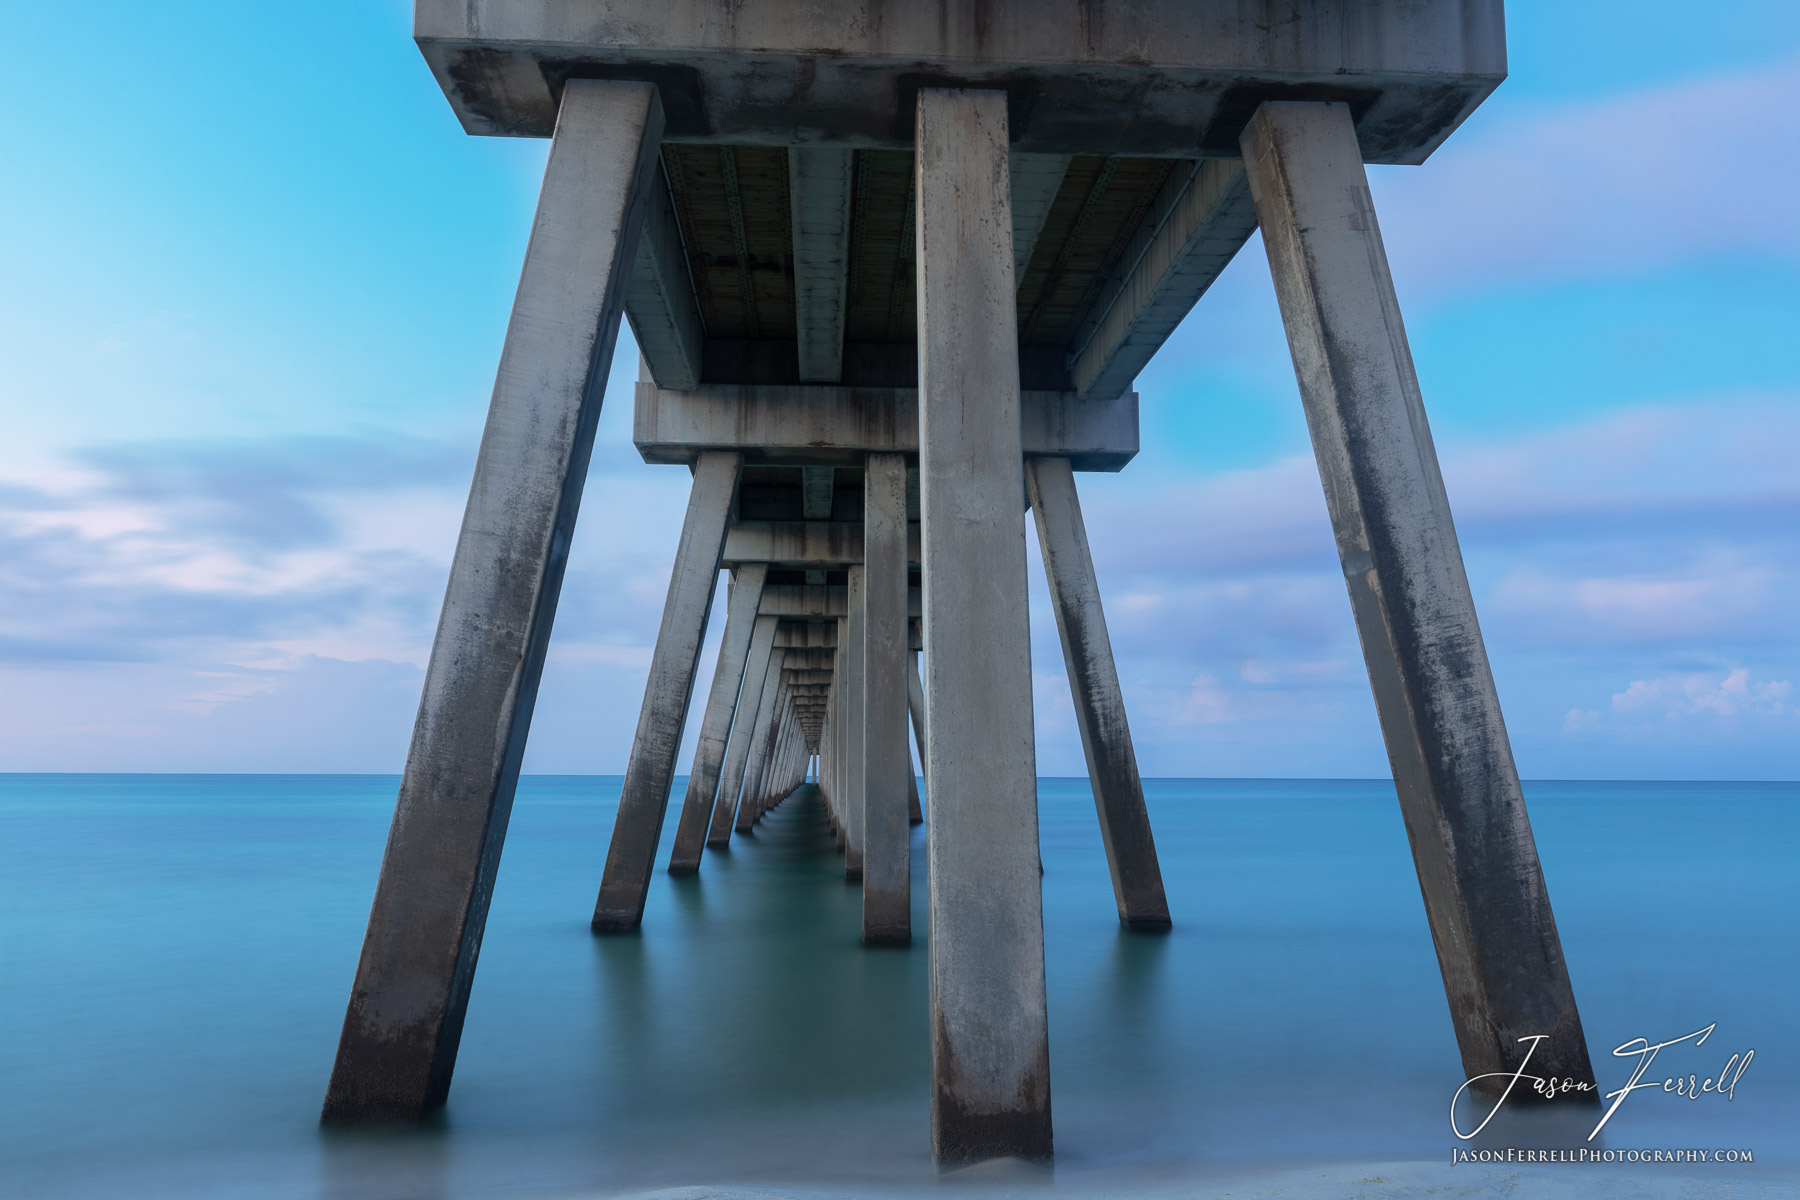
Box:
left=1, top=2, right=1796, bottom=778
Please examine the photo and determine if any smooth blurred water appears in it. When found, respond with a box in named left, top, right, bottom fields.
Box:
left=1, top=775, right=1794, bottom=1197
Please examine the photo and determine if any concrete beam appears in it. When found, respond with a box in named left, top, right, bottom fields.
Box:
left=1026, top=458, right=1170, bottom=929
left=1068, top=159, right=1258, bottom=401
left=760, top=583, right=920, bottom=619
left=636, top=382, right=1138, bottom=471
left=1242, top=100, right=1594, bottom=1095
left=790, top=148, right=853, bottom=382
left=801, top=466, right=836, bottom=519
left=1009, top=152, right=1071, bottom=288
left=773, top=621, right=838, bottom=649
left=624, top=160, right=704, bottom=390
left=592, top=451, right=742, bottom=931
left=417, top=0, right=1506, bottom=164
left=722, top=520, right=919, bottom=567
left=322, top=80, right=664, bottom=1126
left=916, top=86, right=1052, bottom=1166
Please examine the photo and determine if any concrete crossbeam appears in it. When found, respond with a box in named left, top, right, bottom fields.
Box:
left=790, top=148, right=854, bottom=382
left=722, top=520, right=919, bottom=568
left=592, top=451, right=742, bottom=931
left=1242, top=100, right=1594, bottom=1095
left=760, top=584, right=920, bottom=618
left=771, top=617, right=920, bottom=652
left=1068, top=159, right=1258, bottom=401
left=417, top=0, right=1505, bottom=164
left=916, top=86, right=1052, bottom=1167
left=635, top=382, right=1138, bottom=470
left=322, top=80, right=664, bottom=1126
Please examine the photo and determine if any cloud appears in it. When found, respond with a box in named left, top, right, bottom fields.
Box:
left=4, top=390, right=1795, bottom=775
left=1372, top=54, right=1800, bottom=297
left=1563, top=667, right=1795, bottom=745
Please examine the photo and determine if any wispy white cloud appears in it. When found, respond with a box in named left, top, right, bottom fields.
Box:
left=1373, top=55, right=1800, bottom=297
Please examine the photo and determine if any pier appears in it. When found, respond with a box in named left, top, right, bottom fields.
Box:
left=324, top=0, right=1595, bottom=1166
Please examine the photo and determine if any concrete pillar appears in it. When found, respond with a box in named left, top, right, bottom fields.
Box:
left=322, top=80, right=664, bottom=1125
left=592, top=451, right=742, bottom=932
left=1025, top=457, right=1170, bottom=931
left=914, top=87, right=1052, bottom=1165
left=1240, top=100, right=1595, bottom=1093
left=707, top=615, right=777, bottom=846
left=908, top=648, right=929, bottom=823
left=862, top=453, right=911, bottom=944
left=818, top=699, right=836, bottom=829
left=833, top=659, right=849, bottom=848
left=669, top=563, right=768, bottom=872
left=736, top=654, right=786, bottom=835
left=842, top=569, right=867, bottom=881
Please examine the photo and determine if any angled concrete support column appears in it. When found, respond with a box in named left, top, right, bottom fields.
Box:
left=1241, top=100, right=1594, bottom=1094
left=708, top=615, right=777, bottom=846
left=915, top=87, right=1052, bottom=1166
left=323, top=80, right=665, bottom=1124
left=1025, top=457, right=1170, bottom=931
left=736, top=654, right=786, bottom=834
left=592, top=451, right=742, bottom=931
left=862, top=453, right=911, bottom=944
left=670, top=563, right=768, bottom=872
left=842, top=568, right=867, bottom=881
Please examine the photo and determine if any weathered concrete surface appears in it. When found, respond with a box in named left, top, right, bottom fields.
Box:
left=417, top=0, right=1505, bottom=164
left=1009, top=152, right=1071, bottom=288
left=1070, top=160, right=1259, bottom=402
left=842, top=566, right=867, bottom=881
left=861, top=453, right=911, bottom=944
left=669, top=563, right=767, bottom=872
left=635, top=382, right=1138, bottom=470
left=758, top=584, right=920, bottom=619
left=736, top=653, right=786, bottom=835
left=708, top=615, right=778, bottom=846
left=800, top=465, right=835, bottom=519
left=789, top=148, right=853, bottom=382
left=916, top=87, right=1052, bottom=1166
left=323, top=80, right=665, bottom=1125
left=625, top=169, right=703, bottom=390
left=1241, top=100, right=1595, bottom=1095
left=1026, top=457, right=1170, bottom=930
left=721, top=520, right=919, bottom=568
left=592, top=451, right=741, bottom=932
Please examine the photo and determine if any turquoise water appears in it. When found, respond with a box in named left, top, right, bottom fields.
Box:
left=1, top=775, right=1794, bottom=1197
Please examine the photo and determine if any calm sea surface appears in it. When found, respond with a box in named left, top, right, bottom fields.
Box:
left=1, top=775, right=1795, bottom=1197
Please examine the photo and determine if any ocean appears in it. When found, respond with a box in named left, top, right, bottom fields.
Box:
left=1, top=775, right=1794, bottom=1198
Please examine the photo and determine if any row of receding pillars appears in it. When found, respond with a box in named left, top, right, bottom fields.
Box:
left=595, top=443, right=1165, bottom=953
left=322, top=80, right=1595, bottom=1167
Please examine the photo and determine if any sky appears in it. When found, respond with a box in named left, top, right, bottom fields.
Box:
left=1, top=2, right=1797, bottom=778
